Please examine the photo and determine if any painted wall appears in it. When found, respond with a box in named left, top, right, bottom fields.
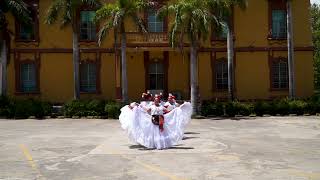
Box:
left=4, top=0, right=314, bottom=102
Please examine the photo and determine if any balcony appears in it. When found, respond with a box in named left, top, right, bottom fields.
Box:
left=126, top=32, right=169, bottom=47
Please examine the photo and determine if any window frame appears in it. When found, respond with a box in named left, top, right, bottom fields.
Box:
left=15, top=0, right=39, bottom=42
left=79, top=59, right=101, bottom=94
left=20, top=62, right=37, bottom=93
left=144, top=2, right=168, bottom=33
left=147, top=9, right=165, bottom=33
left=215, top=59, right=229, bottom=91
left=78, top=6, right=99, bottom=43
left=270, top=57, right=289, bottom=91
left=268, top=0, right=287, bottom=40
left=212, top=57, right=229, bottom=92
left=79, top=10, right=98, bottom=42
left=144, top=51, right=169, bottom=95
left=148, top=60, right=165, bottom=90
left=15, top=57, right=40, bottom=95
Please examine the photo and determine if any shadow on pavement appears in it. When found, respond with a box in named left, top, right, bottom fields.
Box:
left=184, top=132, right=200, bottom=135
left=128, top=144, right=195, bottom=150
left=182, top=136, right=199, bottom=140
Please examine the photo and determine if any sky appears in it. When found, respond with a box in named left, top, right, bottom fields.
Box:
left=311, top=0, right=320, bottom=4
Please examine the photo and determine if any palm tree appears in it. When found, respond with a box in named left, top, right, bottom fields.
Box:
left=45, top=0, right=101, bottom=100
left=0, top=0, right=31, bottom=96
left=95, top=0, right=152, bottom=103
left=287, top=0, right=295, bottom=99
left=208, top=0, right=247, bottom=101
left=161, top=0, right=219, bottom=115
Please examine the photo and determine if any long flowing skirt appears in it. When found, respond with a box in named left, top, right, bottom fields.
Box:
left=119, top=102, right=192, bottom=149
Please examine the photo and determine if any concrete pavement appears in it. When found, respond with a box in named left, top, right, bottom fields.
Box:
left=0, top=116, right=320, bottom=180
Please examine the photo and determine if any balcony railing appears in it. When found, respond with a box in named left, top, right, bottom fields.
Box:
left=126, top=32, right=169, bottom=45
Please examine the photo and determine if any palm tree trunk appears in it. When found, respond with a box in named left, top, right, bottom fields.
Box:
left=190, top=41, right=199, bottom=115
left=287, top=0, right=295, bottom=99
left=72, top=22, right=80, bottom=100
left=120, top=23, right=128, bottom=103
left=227, top=24, right=234, bottom=101
left=0, top=39, right=7, bottom=96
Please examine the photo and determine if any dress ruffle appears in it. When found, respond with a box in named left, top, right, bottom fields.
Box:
left=119, top=102, right=192, bottom=149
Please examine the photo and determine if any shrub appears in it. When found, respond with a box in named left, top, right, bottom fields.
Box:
left=0, top=96, right=15, bottom=118
left=105, top=102, right=121, bottom=119
left=238, top=102, right=254, bottom=116
left=270, top=99, right=290, bottom=116
left=225, top=102, right=237, bottom=117
left=288, top=100, right=307, bottom=115
left=254, top=101, right=272, bottom=116
left=225, top=101, right=253, bottom=117
left=63, top=99, right=106, bottom=117
left=63, top=100, right=86, bottom=117
left=13, top=99, right=52, bottom=119
left=201, top=101, right=224, bottom=117
left=86, top=99, right=106, bottom=116
left=200, top=100, right=211, bottom=116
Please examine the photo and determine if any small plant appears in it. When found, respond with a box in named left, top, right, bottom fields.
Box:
left=225, top=101, right=253, bottom=117
left=225, top=101, right=237, bottom=117
left=63, top=100, right=86, bottom=117
left=201, top=101, right=224, bottom=117
left=86, top=99, right=106, bottom=116
left=254, top=101, right=272, bottom=116
left=288, top=100, right=307, bottom=115
left=105, top=102, right=121, bottom=119
left=0, top=96, right=15, bottom=118
left=270, top=99, right=290, bottom=116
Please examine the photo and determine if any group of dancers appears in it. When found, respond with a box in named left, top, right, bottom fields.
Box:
left=119, top=92, right=192, bottom=149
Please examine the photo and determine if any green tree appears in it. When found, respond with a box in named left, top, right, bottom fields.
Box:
left=95, top=0, right=151, bottom=103
left=207, top=0, right=247, bottom=101
left=45, top=0, right=101, bottom=100
left=0, top=0, right=31, bottom=96
left=287, top=0, right=295, bottom=99
left=162, top=0, right=219, bottom=115
left=311, top=3, right=320, bottom=91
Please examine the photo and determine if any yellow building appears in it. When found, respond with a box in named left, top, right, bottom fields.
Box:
left=5, top=0, right=314, bottom=103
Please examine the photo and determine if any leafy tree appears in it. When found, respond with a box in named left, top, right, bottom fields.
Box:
left=45, top=0, right=101, bottom=100
left=311, top=3, right=320, bottom=90
left=161, top=0, right=219, bottom=115
left=0, top=0, right=31, bottom=95
left=207, top=0, right=247, bottom=101
left=95, top=0, right=152, bottom=103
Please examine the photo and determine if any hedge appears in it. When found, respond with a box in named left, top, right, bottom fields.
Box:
left=201, top=96, right=320, bottom=117
left=1, top=95, right=319, bottom=119
left=63, top=99, right=121, bottom=119
left=0, top=96, right=52, bottom=119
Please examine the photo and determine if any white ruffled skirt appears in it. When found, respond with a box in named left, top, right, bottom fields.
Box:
left=119, top=102, right=192, bottom=149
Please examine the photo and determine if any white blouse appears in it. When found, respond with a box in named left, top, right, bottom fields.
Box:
left=140, top=101, right=152, bottom=109
left=164, top=102, right=178, bottom=111
left=150, top=105, right=165, bottom=116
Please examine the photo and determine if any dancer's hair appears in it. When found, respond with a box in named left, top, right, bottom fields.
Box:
left=141, top=92, right=152, bottom=101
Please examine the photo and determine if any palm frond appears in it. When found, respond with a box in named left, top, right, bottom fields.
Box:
left=5, top=0, right=31, bottom=24
left=45, top=0, right=65, bottom=24
left=61, top=0, right=72, bottom=27
left=82, top=0, right=101, bottom=8
left=97, top=20, right=113, bottom=46
left=132, top=15, right=147, bottom=33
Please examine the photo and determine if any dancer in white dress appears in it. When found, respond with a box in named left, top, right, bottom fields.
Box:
left=119, top=93, right=192, bottom=149
left=164, top=93, right=180, bottom=112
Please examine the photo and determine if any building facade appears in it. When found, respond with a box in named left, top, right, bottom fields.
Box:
left=4, top=0, right=314, bottom=103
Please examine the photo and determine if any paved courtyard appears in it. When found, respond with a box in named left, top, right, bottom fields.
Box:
left=0, top=116, right=320, bottom=180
